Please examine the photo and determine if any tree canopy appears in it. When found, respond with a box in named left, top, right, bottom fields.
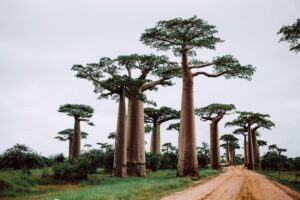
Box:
left=225, top=111, right=275, bottom=131
left=166, top=122, right=180, bottom=132
left=55, top=129, right=88, bottom=141
left=195, top=103, right=235, bottom=121
left=141, top=16, right=255, bottom=80
left=278, top=18, right=300, bottom=52
left=144, top=106, right=180, bottom=124
left=220, top=134, right=238, bottom=143
left=58, top=104, right=94, bottom=123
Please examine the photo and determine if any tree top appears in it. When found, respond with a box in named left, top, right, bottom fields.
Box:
left=220, top=134, right=238, bottom=142
left=144, top=106, right=180, bottom=124
left=225, top=111, right=275, bottom=131
left=141, top=16, right=222, bottom=55
left=195, top=103, right=235, bottom=121
left=58, top=104, right=94, bottom=121
left=55, top=128, right=88, bottom=141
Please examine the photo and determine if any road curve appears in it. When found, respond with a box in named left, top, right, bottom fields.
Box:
left=161, top=166, right=300, bottom=200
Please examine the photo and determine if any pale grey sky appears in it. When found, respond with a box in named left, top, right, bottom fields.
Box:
left=0, top=0, right=299, bottom=157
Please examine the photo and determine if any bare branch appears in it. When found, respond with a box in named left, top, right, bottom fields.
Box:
left=192, top=70, right=228, bottom=77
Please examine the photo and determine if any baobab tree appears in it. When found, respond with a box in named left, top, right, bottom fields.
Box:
left=73, top=54, right=179, bottom=176
left=233, top=128, right=248, bottom=167
left=278, top=18, right=300, bottom=52
left=141, top=16, right=255, bottom=177
left=72, top=61, right=131, bottom=177
left=144, top=106, right=180, bottom=154
left=226, top=112, right=275, bottom=170
left=195, top=103, right=235, bottom=170
left=116, top=54, right=179, bottom=176
left=220, top=134, right=238, bottom=165
left=55, top=129, right=88, bottom=159
left=58, top=104, right=94, bottom=158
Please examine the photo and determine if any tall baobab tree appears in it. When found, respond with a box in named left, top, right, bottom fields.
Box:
left=55, top=129, right=88, bottom=159
left=195, top=103, right=235, bottom=170
left=73, top=54, right=179, bottom=176
left=226, top=112, right=275, bottom=170
left=233, top=128, right=248, bottom=167
left=220, top=134, right=238, bottom=165
left=278, top=18, right=300, bottom=52
left=72, top=61, right=131, bottom=177
left=144, top=106, right=180, bottom=154
left=58, top=104, right=94, bottom=158
left=141, top=16, right=255, bottom=176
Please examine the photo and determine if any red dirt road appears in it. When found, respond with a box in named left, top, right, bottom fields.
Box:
left=161, top=166, right=300, bottom=200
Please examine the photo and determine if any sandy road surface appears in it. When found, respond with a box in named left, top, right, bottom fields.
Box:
left=161, top=166, right=300, bottom=200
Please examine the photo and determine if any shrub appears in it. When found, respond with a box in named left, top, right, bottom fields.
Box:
left=0, top=144, right=45, bottom=169
left=146, top=153, right=161, bottom=171
left=81, top=149, right=103, bottom=173
left=52, top=156, right=92, bottom=181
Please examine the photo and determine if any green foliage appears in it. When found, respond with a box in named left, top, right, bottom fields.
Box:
left=58, top=104, right=94, bottom=122
left=220, top=134, right=238, bottom=143
left=141, top=16, right=222, bottom=55
left=278, top=18, right=300, bottom=52
left=0, top=144, right=45, bottom=170
left=225, top=111, right=275, bottom=132
left=55, top=129, right=88, bottom=141
left=197, top=142, right=210, bottom=167
left=144, top=106, right=180, bottom=124
left=146, top=153, right=161, bottom=171
left=257, top=140, right=267, bottom=147
left=160, top=143, right=178, bottom=169
left=195, top=103, right=235, bottom=121
left=53, top=153, right=66, bottom=163
left=52, top=156, right=92, bottom=181
left=212, top=55, right=255, bottom=80
left=166, top=122, right=180, bottom=132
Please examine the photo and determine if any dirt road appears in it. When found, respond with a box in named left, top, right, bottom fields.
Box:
left=161, top=166, right=300, bottom=200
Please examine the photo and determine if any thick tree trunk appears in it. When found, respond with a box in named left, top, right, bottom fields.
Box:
left=252, top=130, right=260, bottom=170
left=210, top=121, right=221, bottom=170
left=72, top=117, right=81, bottom=158
left=247, top=126, right=255, bottom=170
left=126, top=91, right=146, bottom=176
left=177, top=50, right=199, bottom=177
left=243, top=135, right=248, bottom=167
left=68, top=138, right=73, bottom=159
left=113, top=88, right=127, bottom=177
left=150, top=121, right=161, bottom=154
left=226, top=141, right=230, bottom=164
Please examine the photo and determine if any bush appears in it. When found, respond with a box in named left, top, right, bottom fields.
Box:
left=103, top=150, right=114, bottom=173
left=82, top=149, right=103, bottom=173
left=52, top=156, right=92, bottom=181
left=146, top=153, right=161, bottom=171
left=0, top=144, right=45, bottom=170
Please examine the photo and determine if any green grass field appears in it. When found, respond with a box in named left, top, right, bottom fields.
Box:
left=0, top=168, right=219, bottom=200
left=261, top=170, right=300, bottom=192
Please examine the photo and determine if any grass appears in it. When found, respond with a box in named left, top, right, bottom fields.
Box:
left=261, top=170, right=300, bottom=192
left=0, top=168, right=219, bottom=200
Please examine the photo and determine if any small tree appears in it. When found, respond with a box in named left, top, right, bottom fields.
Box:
left=141, top=16, right=255, bottom=177
left=195, top=103, right=235, bottom=170
left=58, top=104, right=94, bottom=158
left=220, top=134, right=238, bottom=165
left=278, top=18, right=300, bottom=52
left=55, top=129, right=88, bottom=159
left=144, top=106, right=180, bottom=154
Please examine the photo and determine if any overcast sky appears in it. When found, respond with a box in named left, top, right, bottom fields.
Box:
left=0, top=0, right=299, bottom=158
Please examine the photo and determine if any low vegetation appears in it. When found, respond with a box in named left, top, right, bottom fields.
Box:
left=0, top=167, right=219, bottom=200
